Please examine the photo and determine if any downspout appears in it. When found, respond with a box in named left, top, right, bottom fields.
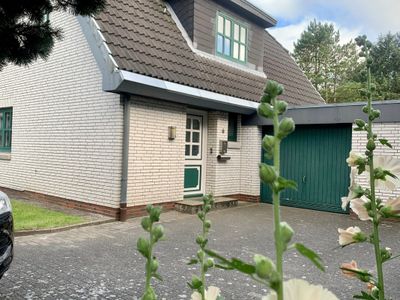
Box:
left=119, top=94, right=130, bottom=221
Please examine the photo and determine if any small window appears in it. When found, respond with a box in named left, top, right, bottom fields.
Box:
left=216, top=13, right=248, bottom=63
left=228, top=113, right=238, bottom=142
left=0, top=107, right=13, bottom=152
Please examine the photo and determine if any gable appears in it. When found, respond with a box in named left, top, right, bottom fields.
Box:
left=94, top=0, right=324, bottom=105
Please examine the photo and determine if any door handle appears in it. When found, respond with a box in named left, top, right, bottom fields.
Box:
left=302, top=176, right=306, bottom=183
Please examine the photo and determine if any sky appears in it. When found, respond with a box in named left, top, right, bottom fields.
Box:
left=248, top=0, right=400, bottom=52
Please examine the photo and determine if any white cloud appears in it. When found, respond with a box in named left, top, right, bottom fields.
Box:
left=248, top=0, right=306, bottom=20
left=268, top=17, right=362, bottom=53
left=249, top=0, right=400, bottom=40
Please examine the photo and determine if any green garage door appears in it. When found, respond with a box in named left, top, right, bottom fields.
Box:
left=261, top=124, right=352, bottom=213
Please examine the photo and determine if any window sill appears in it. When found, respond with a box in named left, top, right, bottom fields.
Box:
left=228, top=141, right=241, bottom=149
left=0, top=153, right=11, bottom=160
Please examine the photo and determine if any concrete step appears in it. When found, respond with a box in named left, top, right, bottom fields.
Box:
left=175, top=196, right=238, bottom=214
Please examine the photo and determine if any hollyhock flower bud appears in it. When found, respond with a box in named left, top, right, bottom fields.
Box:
left=277, top=117, right=295, bottom=139
left=150, top=259, right=159, bottom=272
left=259, top=163, right=277, bottom=184
left=354, top=119, right=365, bottom=128
left=254, top=254, right=276, bottom=279
left=152, top=225, right=164, bottom=242
left=338, top=226, right=366, bottom=246
left=366, top=139, right=376, bottom=151
left=258, top=103, right=274, bottom=118
left=264, top=80, right=283, bottom=98
left=141, top=217, right=152, bottom=231
left=262, top=135, right=275, bottom=152
left=280, top=222, right=294, bottom=246
left=137, top=237, right=151, bottom=258
left=340, top=260, right=359, bottom=278
left=276, top=100, right=288, bottom=115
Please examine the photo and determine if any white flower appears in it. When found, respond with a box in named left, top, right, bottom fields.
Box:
left=382, top=197, right=400, bottom=215
left=262, top=279, right=338, bottom=300
left=341, top=168, right=358, bottom=210
left=350, top=196, right=371, bottom=221
left=191, top=286, right=221, bottom=300
left=371, top=156, right=400, bottom=190
left=346, top=151, right=364, bottom=167
left=338, top=226, right=363, bottom=246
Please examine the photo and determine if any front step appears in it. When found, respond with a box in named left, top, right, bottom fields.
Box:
left=175, top=196, right=238, bottom=214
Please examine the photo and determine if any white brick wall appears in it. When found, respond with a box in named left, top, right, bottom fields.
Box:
left=126, top=96, right=187, bottom=206
left=352, top=122, right=400, bottom=200
left=205, top=112, right=261, bottom=197
left=0, top=12, right=123, bottom=208
left=240, top=126, right=262, bottom=196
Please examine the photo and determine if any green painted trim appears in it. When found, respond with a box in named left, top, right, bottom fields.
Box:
left=184, top=193, right=204, bottom=199
left=0, top=107, right=12, bottom=153
left=215, top=11, right=248, bottom=64
left=184, top=165, right=202, bottom=192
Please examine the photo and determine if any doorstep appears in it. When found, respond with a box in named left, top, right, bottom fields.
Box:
left=175, top=196, right=238, bottom=214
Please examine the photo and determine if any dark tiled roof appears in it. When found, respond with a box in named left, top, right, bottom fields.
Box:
left=95, top=0, right=324, bottom=105
left=263, top=32, right=324, bottom=105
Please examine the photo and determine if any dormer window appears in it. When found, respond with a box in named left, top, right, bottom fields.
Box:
left=216, top=13, right=247, bottom=63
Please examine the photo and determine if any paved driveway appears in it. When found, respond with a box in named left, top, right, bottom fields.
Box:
left=1, top=203, right=399, bottom=299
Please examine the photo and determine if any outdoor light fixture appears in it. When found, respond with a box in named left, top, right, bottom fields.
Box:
left=168, top=126, right=176, bottom=140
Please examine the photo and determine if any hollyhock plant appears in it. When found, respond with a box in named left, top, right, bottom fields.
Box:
left=339, top=35, right=400, bottom=300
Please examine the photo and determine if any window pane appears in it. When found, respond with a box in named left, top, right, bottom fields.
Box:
left=217, top=15, right=224, bottom=34
left=5, top=131, right=10, bottom=147
left=240, top=27, right=246, bottom=43
left=224, top=37, right=231, bottom=56
left=234, top=24, right=240, bottom=41
left=186, top=131, right=191, bottom=142
left=228, top=113, right=238, bottom=142
left=224, top=19, right=231, bottom=37
left=192, top=132, right=200, bottom=143
left=186, top=118, right=191, bottom=129
left=217, top=35, right=223, bottom=53
left=233, top=42, right=239, bottom=59
left=192, top=145, right=199, bottom=156
left=0, top=132, right=2, bottom=147
left=239, top=44, right=246, bottom=61
left=5, top=112, right=11, bottom=129
left=185, top=145, right=190, bottom=156
left=0, top=112, right=2, bottom=129
left=193, top=119, right=200, bottom=130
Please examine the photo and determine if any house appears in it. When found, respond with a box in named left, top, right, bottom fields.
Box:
left=0, top=0, right=324, bottom=220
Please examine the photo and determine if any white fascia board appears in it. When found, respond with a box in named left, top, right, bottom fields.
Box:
left=116, top=70, right=259, bottom=113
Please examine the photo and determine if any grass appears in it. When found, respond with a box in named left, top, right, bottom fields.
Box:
left=11, top=199, right=86, bottom=231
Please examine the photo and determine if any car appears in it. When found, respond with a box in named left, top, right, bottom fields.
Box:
left=0, top=191, right=13, bottom=280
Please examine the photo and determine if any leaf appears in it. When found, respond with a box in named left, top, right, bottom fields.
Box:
left=379, top=139, right=393, bottom=149
left=230, top=258, right=256, bottom=275
left=204, top=249, right=256, bottom=275
left=275, top=177, right=297, bottom=192
left=353, top=291, right=376, bottom=299
left=204, top=249, right=231, bottom=265
left=293, top=243, right=325, bottom=272
left=187, top=258, right=199, bottom=265
left=153, top=273, right=163, bottom=281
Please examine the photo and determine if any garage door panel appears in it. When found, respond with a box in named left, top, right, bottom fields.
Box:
left=261, top=124, right=351, bottom=213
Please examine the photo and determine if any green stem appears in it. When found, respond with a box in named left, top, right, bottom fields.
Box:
left=272, top=102, right=283, bottom=300
left=145, top=223, right=154, bottom=293
left=366, top=59, right=385, bottom=300
left=201, top=215, right=206, bottom=300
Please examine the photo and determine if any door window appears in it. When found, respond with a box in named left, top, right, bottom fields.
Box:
left=185, top=115, right=202, bottom=159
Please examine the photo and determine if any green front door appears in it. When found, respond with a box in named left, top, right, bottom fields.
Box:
left=261, top=124, right=352, bottom=213
left=184, top=113, right=206, bottom=196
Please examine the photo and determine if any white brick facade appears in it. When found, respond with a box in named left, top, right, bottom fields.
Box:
left=352, top=122, right=400, bottom=200
left=126, top=97, right=187, bottom=206
left=0, top=13, right=123, bottom=208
